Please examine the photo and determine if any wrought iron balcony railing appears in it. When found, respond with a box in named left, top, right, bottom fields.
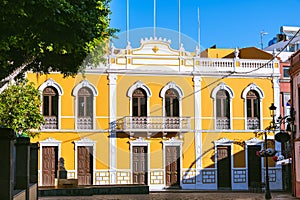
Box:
left=247, top=117, right=260, bottom=130
left=115, top=116, right=191, bottom=132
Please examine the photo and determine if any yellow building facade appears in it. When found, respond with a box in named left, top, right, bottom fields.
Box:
left=29, top=38, right=283, bottom=190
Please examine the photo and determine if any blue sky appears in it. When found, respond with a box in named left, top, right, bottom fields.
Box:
left=110, top=0, right=300, bottom=51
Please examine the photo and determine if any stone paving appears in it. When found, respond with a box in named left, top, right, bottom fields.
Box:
left=39, top=192, right=298, bottom=200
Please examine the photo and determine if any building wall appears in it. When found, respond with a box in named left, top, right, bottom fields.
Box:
left=29, top=38, right=282, bottom=190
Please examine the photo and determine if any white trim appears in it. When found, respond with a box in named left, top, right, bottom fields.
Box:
left=74, top=137, right=96, bottom=184
left=38, top=78, right=63, bottom=129
left=108, top=74, right=117, bottom=184
left=127, top=80, right=152, bottom=116
left=72, top=80, right=98, bottom=130
left=193, top=76, right=202, bottom=186
left=211, top=82, right=234, bottom=130
left=242, top=83, right=265, bottom=130
left=39, top=137, right=62, bottom=186
left=129, top=137, right=151, bottom=185
left=162, top=137, right=183, bottom=187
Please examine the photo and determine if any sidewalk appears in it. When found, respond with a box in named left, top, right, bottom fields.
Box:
left=39, top=191, right=298, bottom=200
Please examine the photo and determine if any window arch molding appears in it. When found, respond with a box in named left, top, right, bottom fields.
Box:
left=211, top=82, right=234, bottom=100
left=38, top=78, right=64, bottom=129
left=127, top=80, right=152, bottom=116
left=127, top=80, right=152, bottom=98
left=241, top=83, right=264, bottom=100
left=160, top=81, right=183, bottom=116
left=211, top=82, right=234, bottom=130
left=38, top=78, right=64, bottom=96
left=72, top=80, right=98, bottom=97
left=72, top=80, right=98, bottom=130
left=242, top=83, right=264, bottom=130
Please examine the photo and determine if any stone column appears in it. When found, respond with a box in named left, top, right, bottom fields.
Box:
left=0, top=128, right=16, bottom=200
left=15, top=136, right=30, bottom=200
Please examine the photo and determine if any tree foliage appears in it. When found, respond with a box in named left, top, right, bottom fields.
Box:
left=0, top=0, right=117, bottom=81
left=0, top=80, right=44, bottom=138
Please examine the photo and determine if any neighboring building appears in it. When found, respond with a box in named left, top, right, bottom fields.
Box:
left=29, top=38, right=283, bottom=191
left=288, top=49, right=300, bottom=198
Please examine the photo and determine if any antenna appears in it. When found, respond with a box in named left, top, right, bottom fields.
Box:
left=260, top=31, right=268, bottom=49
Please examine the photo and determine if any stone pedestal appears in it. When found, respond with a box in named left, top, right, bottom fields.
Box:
left=0, top=128, right=16, bottom=200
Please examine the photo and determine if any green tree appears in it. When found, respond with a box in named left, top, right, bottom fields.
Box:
left=0, top=80, right=45, bottom=138
left=0, top=0, right=117, bottom=81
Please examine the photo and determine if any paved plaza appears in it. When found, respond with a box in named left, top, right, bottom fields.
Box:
left=39, top=191, right=298, bottom=200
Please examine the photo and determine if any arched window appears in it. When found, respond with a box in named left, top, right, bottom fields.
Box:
left=77, top=87, right=93, bottom=129
left=165, top=89, right=179, bottom=117
left=43, top=86, right=58, bottom=129
left=216, top=89, right=230, bottom=129
left=132, top=88, right=147, bottom=117
left=246, top=90, right=260, bottom=129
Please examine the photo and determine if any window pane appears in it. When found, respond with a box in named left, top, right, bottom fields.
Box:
left=216, top=99, right=221, bottom=117
left=52, top=95, right=58, bottom=117
left=86, top=96, right=93, bottom=117
left=133, top=98, right=138, bottom=116
left=224, top=98, right=230, bottom=117
left=140, top=98, right=147, bottom=116
left=165, top=98, right=171, bottom=117
left=247, top=99, right=252, bottom=117
left=173, top=98, right=179, bottom=117
left=254, top=99, right=260, bottom=117
left=78, top=96, right=84, bottom=117
left=43, top=96, right=49, bottom=116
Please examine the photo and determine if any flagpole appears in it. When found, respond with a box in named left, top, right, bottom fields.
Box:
left=178, top=0, right=181, bottom=49
left=154, top=0, right=156, bottom=38
left=126, top=0, right=129, bottom=44
left=198, top=7, right=201, bottom=57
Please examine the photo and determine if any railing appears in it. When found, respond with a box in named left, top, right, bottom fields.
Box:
left=116, top=116, right=191, bottom=132
left=216, top=117, right=230, bottom=129
left=247, top=117, right=260, bottom=130
left=43, top=116, right=58, bottom=129
left=77, top=116, right=93, bottom=129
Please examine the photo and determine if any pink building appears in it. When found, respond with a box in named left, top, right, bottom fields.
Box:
left=288, top=49, right=300, bottom=198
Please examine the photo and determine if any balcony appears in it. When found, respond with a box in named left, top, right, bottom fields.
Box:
left=115, top=116, right=191, bottom=134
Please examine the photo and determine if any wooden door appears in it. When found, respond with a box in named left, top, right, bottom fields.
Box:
left=248, top=145, right=262, bottom=188
left=77, top=146, right=93, bottom=185
left=42, top=146, right=58, bottom=186
left=132, top=146, right=148, bottom=184
left=217, top=146, right=231, bottom=189
left=165, top=146, right=180, bottom=187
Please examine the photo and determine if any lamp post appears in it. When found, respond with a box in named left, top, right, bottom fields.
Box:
left=264, top=103, right=277, bottom=199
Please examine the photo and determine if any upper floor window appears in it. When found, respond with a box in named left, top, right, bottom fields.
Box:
left=165, top=89, right=179, bottom=117
left=283, top=66, right=290, bottom=79
left=246, top=90, right=260, bottom=130
left=216, top=89, right=230, bottom=129
left=77, top=87, right=93, bottom=129
left=132, top=88, right=147, bottom=117
left=42, top=86, right=58, bottom=129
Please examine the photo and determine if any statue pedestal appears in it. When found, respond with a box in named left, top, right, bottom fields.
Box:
left=58, top=170, right=67, bottom=179
left=57, top=179, right=78, bottom=188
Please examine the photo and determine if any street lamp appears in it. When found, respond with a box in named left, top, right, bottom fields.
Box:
left=264, top=103, right=277, bottom=199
